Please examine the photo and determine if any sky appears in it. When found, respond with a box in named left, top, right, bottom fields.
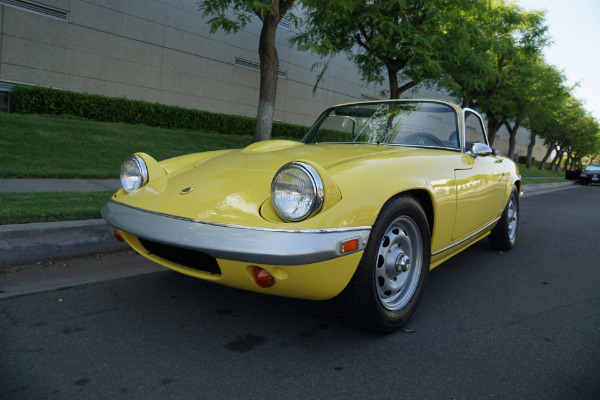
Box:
left=515, top=0, right=600, bottom=121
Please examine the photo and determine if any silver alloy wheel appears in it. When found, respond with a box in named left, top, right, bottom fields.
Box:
left=375, top=215, right=423, bottom=310
left=507, top=192, right=518, bottom=241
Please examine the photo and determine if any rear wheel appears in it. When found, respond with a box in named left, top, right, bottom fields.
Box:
left=488, top=185, right=519, bottom=251
left=342, top=195, right=430, bottom=333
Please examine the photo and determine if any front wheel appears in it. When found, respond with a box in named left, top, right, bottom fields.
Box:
left=488, top=185, right=519, bottom=251
left=341, top=195, right=431, bottom=333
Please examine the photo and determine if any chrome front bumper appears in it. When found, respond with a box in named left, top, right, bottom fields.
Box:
left=101, top=201, right=371, bottom=266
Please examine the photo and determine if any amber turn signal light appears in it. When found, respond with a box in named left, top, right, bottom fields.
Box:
left=252, top=266, right=276, bottom=288
left=113, top=229, right=124, bottom=242
left=342, top=238, right=359, bottom=253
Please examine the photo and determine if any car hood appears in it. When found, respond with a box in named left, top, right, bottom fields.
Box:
left=112, top=140, right=428, bottom=227
left=194, top=140, right=420, bottom=171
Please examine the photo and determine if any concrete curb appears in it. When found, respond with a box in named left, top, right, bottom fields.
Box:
left=0, top=219, right=127, bottom=264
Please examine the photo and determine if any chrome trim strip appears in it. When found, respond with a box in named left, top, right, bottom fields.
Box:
left=462, top=108, right=490, bottom=153
left=431, top=218, right=500, bottom=256
left=107, top=200, right=371, bottom=234
left=312, top=143, right=462, bottom=152
left=101, top=201, right=371, bottom=265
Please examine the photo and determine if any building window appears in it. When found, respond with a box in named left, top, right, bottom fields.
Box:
left=234, top=57, right=287, bottom=79
left=0, top=0, right=69, bottom=21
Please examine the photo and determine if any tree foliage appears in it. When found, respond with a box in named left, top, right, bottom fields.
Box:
left=294, top=0, right=599, bottom=167
left=439, top=1, right=548, bottom=109
left=197, top=0, right=600, bottom=159
left=293, top=0, right=470, bottom=98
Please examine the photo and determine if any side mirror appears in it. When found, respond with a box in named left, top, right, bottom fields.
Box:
left=471, top=142, right=493, bottom=157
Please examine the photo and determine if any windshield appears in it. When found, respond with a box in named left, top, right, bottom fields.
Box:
left=302, top=101, right=459, bottom=149
left=585, top=165, right=600, bottom=172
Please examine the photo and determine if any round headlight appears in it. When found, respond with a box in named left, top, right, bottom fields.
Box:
left=271, top=162, right=324, bottom=222
left=120, top=155, right=149, bottom=194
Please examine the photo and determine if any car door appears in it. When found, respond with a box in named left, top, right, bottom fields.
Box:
left=452, top=110, right=508, bottom=241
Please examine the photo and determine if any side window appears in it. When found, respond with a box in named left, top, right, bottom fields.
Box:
left=464, top=111, right=487, bottom=151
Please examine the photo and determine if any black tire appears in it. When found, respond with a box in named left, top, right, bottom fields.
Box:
left=341, top=195, right=431, bottom=333
left=488, top=185, right=519, bottom=251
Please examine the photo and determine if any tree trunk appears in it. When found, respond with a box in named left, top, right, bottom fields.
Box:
left=487, top=117, right=506, bottom=147
left=555, top=152, right=564, bottom=171
left=388, top=68, right=399, bottom=99
left=538, top=144, right=555, bottom=171
left=549, top=149, right=562, bottom=171
left=507, top=130, right=517, bottom=160
left=253, top=17, right=280, bottom=143
left=562, top=153, right=570, bottom=172
left=461, top=95, right=473, bottom=109
left=397, top=80, right=418, bottom=97
left=505, top=120, right=520, bottom=160
left=526, top=132, right=536, bottom=169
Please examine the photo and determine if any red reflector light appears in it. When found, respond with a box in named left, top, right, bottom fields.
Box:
left=113, top=229, right=124, bottom=242
left=342, top=238, right=359, bottom=253
left=252, top=266, right=276, bottom=288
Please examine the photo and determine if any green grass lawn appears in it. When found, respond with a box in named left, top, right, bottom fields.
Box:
left=518, top=161, right=567, bottom=184
left=518, top=164, right=565, bottom=178
left=0, top=191, right=114, bottom=224
left=518, top=161, right=569, bottom=183
left=0, top=113, right=255, bottom=178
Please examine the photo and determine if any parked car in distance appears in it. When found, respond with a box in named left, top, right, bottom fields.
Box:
left=565, top=166, right=582, bottom=180
left=102, top=99, right=521, bottom=333
left=578, top=164, right=600, bottom=185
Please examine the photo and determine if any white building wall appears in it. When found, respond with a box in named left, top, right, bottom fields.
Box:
left=0, top=0, right=548, bottom=159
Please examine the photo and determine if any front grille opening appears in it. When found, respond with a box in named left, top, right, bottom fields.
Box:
left=139, top=238, right=221, bottom=275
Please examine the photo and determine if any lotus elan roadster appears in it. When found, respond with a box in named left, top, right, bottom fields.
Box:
left=101, top=99, right=521, bottom=332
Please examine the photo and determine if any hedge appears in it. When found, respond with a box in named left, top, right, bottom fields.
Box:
left=10, top=85, right=309, bottom=140
left=518, top=155, right=542, bottom=167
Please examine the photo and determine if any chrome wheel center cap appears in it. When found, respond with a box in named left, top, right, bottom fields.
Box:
left=395, top=253, right=410, bottom=273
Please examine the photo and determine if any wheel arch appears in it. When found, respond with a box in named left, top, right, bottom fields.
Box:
left=515, top=179, right=522, bottom=196
left=506, top=178, right=522, bottom=205
left=341, top=187, right=434, bottom=333
left=381, top=189, right=434, bottom=236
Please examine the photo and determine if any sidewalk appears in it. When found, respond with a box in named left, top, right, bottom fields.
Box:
left=0, top=178, right=580, bottom=264
left=0, top=178, right=121, bottom=192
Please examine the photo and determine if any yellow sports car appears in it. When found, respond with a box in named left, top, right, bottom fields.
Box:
left=101, top=99, right=520, bottom=333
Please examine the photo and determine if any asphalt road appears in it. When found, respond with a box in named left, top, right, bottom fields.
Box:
left=1, top=185, right=599, bottom=400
